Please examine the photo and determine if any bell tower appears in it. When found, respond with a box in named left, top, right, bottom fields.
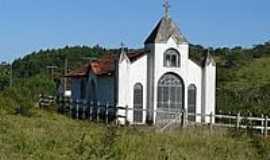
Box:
left=145, top=0, right=189, bottom=123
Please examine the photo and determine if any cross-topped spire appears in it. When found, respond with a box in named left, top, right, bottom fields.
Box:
left=163, top=0, right=170, bottom=17
left=119, top=42, right=130, bottom=63
left=120, top=42, right=125, bottom=53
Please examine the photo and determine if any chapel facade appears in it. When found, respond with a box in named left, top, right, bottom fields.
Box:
left=67, top=1, right=216, bottom=124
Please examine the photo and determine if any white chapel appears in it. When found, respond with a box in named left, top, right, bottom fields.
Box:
left=67, top=1, right=216, bottom=124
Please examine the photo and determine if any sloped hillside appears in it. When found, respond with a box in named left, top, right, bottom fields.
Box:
left=218, top=57, right=270, bottom=89
left=217, top=56, right=270, bottom=115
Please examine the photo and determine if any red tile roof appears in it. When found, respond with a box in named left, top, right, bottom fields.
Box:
left=66, top=52, right=146, bottom=77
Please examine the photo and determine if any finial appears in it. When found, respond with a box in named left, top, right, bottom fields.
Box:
left=120, top=42, right=125, bottom=53
left=207, top=48, right=211, bottom=56
left=163, top=0, right=170, bottom=17
left=204, top=48, right=216, bottom=66
left=119, top=42, right=130, bottom=63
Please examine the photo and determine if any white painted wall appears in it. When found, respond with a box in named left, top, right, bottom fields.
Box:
left=145, top=36, right=214, bottom=124
left=147, top=37, right=195, bottom=124
left=202, top=62, right=216, bottom=123
left=117, top=54, right=148, bottom=124
left=117, top=57, right=130, bottom=124
left=187, top=60, right=203, bottom=122
left=127, top=55, right=147, bottom=124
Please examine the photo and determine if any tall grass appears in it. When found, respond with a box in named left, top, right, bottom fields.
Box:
left=1, top=110, right=270, bottom=160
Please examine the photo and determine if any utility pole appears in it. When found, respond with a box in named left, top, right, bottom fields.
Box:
left=64, top=58, right=68, bottom=92
left=47, top=65, right=58, bottom=80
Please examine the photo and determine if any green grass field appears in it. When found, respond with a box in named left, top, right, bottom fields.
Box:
left=1, top=110, right=270, bottom=160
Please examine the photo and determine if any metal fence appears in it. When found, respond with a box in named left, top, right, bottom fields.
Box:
left=39, top=95, right=270, bottom=137
left=56, top=97, right=117, bottom=123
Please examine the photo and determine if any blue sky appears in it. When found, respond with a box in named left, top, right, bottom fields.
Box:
left=0, top=0, right=270, bottom=61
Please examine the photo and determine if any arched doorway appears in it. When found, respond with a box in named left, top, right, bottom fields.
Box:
left=157, top=73, right=184, bottom=122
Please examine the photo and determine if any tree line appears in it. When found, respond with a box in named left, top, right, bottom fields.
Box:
left=0, top=41, right=270, bottom=115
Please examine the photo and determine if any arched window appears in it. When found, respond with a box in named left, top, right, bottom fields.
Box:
left=164, top=49, right=180, bottom=67
left=188, top=84, right=197, bottom=121
left=134, top=83, right=143, bottom=123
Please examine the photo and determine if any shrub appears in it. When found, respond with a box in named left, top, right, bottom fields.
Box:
left=0, top=74, right=56, bottom=116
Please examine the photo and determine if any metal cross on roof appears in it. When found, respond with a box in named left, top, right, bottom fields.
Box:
left=163, top=0, right=170, bottom=17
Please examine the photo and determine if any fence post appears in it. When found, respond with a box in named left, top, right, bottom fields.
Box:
left=83, top=100, right=87, bottom=120
left=261, top=114, right=264, bottom=135
left=182, top=110, right=187, bottom=128
left=248, top=112, right=252, bottom=129
left=209, top=112, right=213, bottom=133
left=115, top=106, right=119, bottom=125
left=229, top=112, right=231, bottom=125
left=178, top=112, right=182, bottom=124
left=236, top=112, right=241, bottom=130
left=69, top=98, right=73, bottom=118
left=58, top=96, right=63, bottom=113
left=264, top=116, right=268, bottom=138
left=55, top=96, right=60, bottom=114
left=97, top=102, right=100, bottom=122
left=39, top=94, right=43, bottom=108
left=76, top=99, right=79, bottom=120
left=89, top=101, right=93, bottom=121
left=81, top=100, right=84, bottom=120
left=105, top=103, right=109, bottom=124
left=125, top=105, right=128, bottom=125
